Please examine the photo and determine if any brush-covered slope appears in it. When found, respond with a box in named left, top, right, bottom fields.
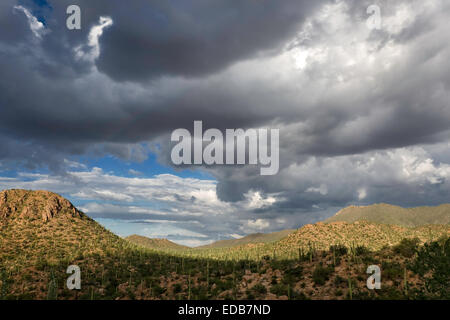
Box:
left=0, top=190, right=124, bottom=258
left=0, top=189, right=177, bottom=300
left=0, top=190, right=128, bottom=290
left=198, top=229, right=296, bottom=249
left=191, top=221, right=450, bottom=261
left=325, top=203, right=450, bottom=227
left=125, top=234, right=188, bottom=250
left=276, top=221, right=450, bottom=251
left=0, top=189, right=449, bottom=300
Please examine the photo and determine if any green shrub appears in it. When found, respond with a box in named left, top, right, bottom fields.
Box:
left=172, top=283, right=182, bottom=294
left=410, top=237, right=450, bottom=299
left=334, top=275, right=346, bottom=287
left=0, top=269, right=11, bottom=300
left=382, top=261, right=403, bottom=281
left=393, top=238, right=420, bottom=258
left=312, top=265, right=334, bottom=285
left=152, top=283, right=166, bottom=296
left=330, top=244, right=348, bottom=256
left=355, top=245, right=370, bottom=256
left=282, top=265, right=303, bottom=284
left=252, top=283, right=267, bottom=295
left=286, top=265, right=303, bottom=277
left=246, top=292, right=255, bottom=299
left=270, top=283, right=288, bottom=296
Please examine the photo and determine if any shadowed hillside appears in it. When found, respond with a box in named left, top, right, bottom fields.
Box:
left=325, top=203, right=450, bottom=227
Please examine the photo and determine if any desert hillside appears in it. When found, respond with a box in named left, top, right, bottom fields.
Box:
left=0, top=190, right=124, bottom=257
left=325, top=203, right=450, bottom=227
left=168, top=221, right=449, bottom=262
left=0, top=189, right=449, bottom=300
left=0, top=189, right=131, bottom=299
left=0, top=189, right=85, bottom=222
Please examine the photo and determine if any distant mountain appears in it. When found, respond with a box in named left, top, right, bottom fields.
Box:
left=325, top=203, right=450, bottom=227
left=197, top=229, right=296, bottom=249
left=273, top=221, right=450, bottom=251
left=125, top=234, right=188, bottom=250
left=198, top=203, right=450, bottom=250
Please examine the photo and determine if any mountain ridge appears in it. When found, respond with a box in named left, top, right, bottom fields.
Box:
left=196, top=229, right=296, bottom=249
left=325, top=202, right=450, bottom=227
left=124, top=234, right=188, bottom=250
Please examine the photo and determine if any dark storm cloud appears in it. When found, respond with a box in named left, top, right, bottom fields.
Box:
left=94, top=0, right=326, bottom=81
left=1, top=0, right=326, bottom=171
left=3, top=0, right=447, bottom=162
left=17, top=0, right=327, bottom=81
left=0, top=1, right=30, bottom=43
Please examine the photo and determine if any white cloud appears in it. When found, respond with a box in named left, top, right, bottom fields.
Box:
left=75, top=16, right=113, bottom=61
left=141, top=225, right=208, bottom=239
left=241, top=219, right=271, bottom=233
left=244, top=191, right=278, bottom=209
left=173, top=239, right=214, bottom=247
left=74, top=189, right=134, bottom=202
left=128, top=169, right=142, bottom=176
left=357, top=188, right=367, bottom=200
left=64, top=159, right=87, bottom=170
left=306, top=184, right=328, bottom=195
left=13, top=5, right=47, bottom=39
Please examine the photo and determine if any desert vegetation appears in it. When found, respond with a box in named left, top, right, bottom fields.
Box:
left=0, top=190, right=449, bottom=300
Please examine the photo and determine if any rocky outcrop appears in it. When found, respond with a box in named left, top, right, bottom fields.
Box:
left=0, top=189, right=84, bottom=222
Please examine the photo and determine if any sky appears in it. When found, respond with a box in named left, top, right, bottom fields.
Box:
left=0, top=0, right=449, bottom=246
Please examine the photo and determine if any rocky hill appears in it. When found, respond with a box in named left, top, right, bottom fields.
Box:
left=0, top=189, right=127, bottom=299
left=0, top=189, right=85, bottom=222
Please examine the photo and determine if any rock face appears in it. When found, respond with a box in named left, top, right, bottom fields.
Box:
left=0, top=189, right=84, bottom=222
